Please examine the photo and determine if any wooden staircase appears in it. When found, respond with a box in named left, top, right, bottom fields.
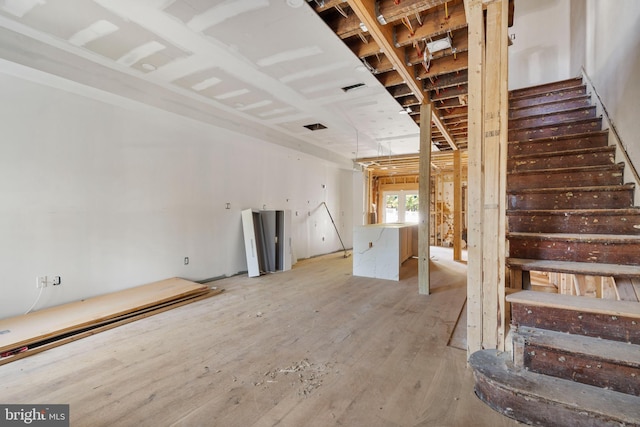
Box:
left=505, top=76, right=640, bottom=293
left=470, top=77, right=640, bottom=425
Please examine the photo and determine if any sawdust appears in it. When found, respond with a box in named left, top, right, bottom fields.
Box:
left=254, top=358, right=334, bottom=397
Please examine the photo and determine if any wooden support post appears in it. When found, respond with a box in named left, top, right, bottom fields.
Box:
left=419, top=101, right=432, bottom=295
left=482, top=0, right=508, bottom=351
left=466, top=0, right=485, bottom=355
left=453, top=149, right=462, bottom=261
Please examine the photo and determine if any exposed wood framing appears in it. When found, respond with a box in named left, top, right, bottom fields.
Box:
left=419, top=101, right=432, bottom=294
left=466, top=0, right=509, bottom=354
left=347, top=0, right=456, bottom=150
left=394, top=2, right=467, bottom=47
left=487, top=0, right=508, bottom=351
left=348, top=0, right=424, bottom=98
left=465, top=0, right=485, bottom=355
left=453, top=149, right=463, bottom=260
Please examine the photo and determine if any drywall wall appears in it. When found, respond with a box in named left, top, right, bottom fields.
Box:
left=0, top=67, right=353, bottom=319
left=569, top=0, right=587, bottom=76
left=582, top=0, right=640, bottom=175
left=508, top=0, right=572, bottom=90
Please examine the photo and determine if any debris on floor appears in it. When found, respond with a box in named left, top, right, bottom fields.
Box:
left=254, top=358, right=334, bottom=397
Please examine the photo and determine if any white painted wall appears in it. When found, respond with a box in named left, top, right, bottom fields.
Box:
left=508, top=0, right=573, bottom=90
left=0, top=70, right=353, bottom=319
left=582, top=0, right=640, bottom=174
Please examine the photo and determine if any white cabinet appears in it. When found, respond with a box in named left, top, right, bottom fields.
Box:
left=241, top=209, right=292, bottom=277
left=353, top=223, right=418, bottom=281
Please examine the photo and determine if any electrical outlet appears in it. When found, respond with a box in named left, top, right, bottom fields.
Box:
left=36, top=276, right=48, bottom=289
left=184, top=257, right=189, bottom=265
left=52, top=276, right=61, bottom=286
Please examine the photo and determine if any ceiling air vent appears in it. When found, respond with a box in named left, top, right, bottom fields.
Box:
left=341, top=83, right=366, bottom=92
left=303, top=123, right=327, bottom=131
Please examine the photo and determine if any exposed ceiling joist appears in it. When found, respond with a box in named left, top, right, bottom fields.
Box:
left=347, top=0, right=424, bottom=101
left=347, top=0, right=459, bottom=151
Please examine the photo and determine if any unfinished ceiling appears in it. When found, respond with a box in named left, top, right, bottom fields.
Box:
left=0, top=0, right=513, bottom=172
left=0, top=0, right=430, bottom=164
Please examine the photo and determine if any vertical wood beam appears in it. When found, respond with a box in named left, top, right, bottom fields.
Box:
left=419, top=101, right=432, bottom=295
left=465, top=0, right=485, bottom=356
left=453, top=149, right=462, bottom=260
left=496, top=0, right=509, bottom=350
left=482, top=0, right=508, bottom=351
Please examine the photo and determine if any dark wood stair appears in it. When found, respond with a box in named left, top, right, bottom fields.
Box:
left=470, top=291, right=640, bottom=426
left=506, top=77, right=639, bottom=271
left=471, top=76, right=640, bottom=425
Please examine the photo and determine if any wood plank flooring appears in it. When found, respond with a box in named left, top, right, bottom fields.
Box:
left=0, top=247, right=518, bottom=426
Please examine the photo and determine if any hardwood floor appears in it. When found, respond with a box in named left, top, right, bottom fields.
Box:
left=0, top=247, right=517, bottom=426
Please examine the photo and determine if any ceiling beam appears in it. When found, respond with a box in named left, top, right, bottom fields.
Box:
left=347, top=0, right=457, bottom=151
left=314, top=0, right=349, bottom=13
left=416, top=51, right=469, bottom=80
left=377, top=0, right=449, bottom=23
left=394, top=3, right=467, bottom=48
left=346, top=36, right=381, bottom=58
left=377, top=70, right=405, bottom=87
left=347, top=0, right=424, bottom=100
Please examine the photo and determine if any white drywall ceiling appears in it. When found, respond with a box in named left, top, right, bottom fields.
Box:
left=0, top=0, right=421, bottom=163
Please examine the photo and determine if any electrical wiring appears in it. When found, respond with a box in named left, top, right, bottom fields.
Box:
left=25, top=285, right=44, bottom=314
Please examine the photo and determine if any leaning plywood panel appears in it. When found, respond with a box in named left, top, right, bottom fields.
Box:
left=261, top=210, right=277, bottom=273
left=0, top=278, right=207, bottom=354
left=241, top=209, right=262, bottom=277
left=277, top=210, right=293, bottom=271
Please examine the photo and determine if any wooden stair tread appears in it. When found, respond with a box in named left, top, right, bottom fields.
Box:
left=508, top=116, right=602, bottom=139
left=515, top=326, right=640, bottom=367
left=508, top=162, right=623, bottom=176
left=507, top=258, right=640, bottom=277
left=506, top=290, right=640, bottom=319
left=509, top=129, right=609, bottom=144
left=508, top=183, right=634, bottom=194
left=509, top=94, right=590, bottom=112
left=470, top=349, right=640, bottom=426
left=509, top=105, right=596, bottom=122
left=509, top=145, right=615, bottom=160
left=509, top=77, right=584, bottom=99
left=508, top=231, right=640, bottom=242
left=507, top=208, right=640, bottom=215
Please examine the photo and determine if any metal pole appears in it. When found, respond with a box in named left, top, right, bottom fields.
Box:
left=321, top=202, right=349, bottom=258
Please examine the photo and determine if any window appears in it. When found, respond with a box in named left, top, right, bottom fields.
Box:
left=383, top=191, right=418, bottom=224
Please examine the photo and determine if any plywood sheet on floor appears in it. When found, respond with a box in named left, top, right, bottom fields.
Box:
left=0, top=278, right=208, bottom=353
left=0, top=248, right=517, bottom=426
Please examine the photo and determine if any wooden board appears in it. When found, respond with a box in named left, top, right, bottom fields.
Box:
left=0, top=288, right=222, bottom=366
left=0, top=278, right=208, bottom=354
left=507, top=290, right=640, bottom=319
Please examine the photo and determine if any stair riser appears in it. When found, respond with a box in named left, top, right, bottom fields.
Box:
left=521, top=345, right=640, bottom=396
left=509, top=97, right=591, bottom=119
left=508, top=150, right=615, bottom=172
left=510, top=80, right=585, bottom=100
left=508, top=214, right=640, bottom=234
left=509, top=87, right=588, bottom=109
left=508, top=133, right=609, bottom=156
left=508, top=168, right=624, bottom=191
left=508, top=238, right=640, bottom=265
left=508, top=191, right=634, bottom=210
left=473, top=370, right=632, bottom=427
left=509, top=107, right=597, bottom=130
left=509, top=119, right=602, bottom=141
left=511, top=304, right=640, bottom=344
